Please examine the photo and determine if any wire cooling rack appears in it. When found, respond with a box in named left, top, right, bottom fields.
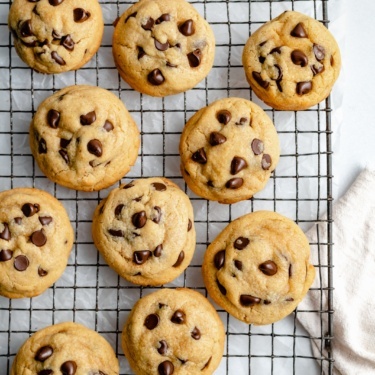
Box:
left=0, top=0, right=334, bottom=374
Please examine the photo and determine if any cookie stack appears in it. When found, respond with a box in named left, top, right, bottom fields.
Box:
left=3, top=1, right=341, bottom=374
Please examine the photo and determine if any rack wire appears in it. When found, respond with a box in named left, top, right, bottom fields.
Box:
left=0, top=0, right=333, bottom=374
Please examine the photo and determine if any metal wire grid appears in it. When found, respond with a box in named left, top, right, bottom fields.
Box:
left=0, top=0, right=333, bottom=374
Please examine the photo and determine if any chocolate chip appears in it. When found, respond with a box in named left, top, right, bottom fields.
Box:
left=313, top=44, right=325, bottom=61
left=225, top=178, right=243, bottom=189
left=113, top=17, right=120, bottom=27
left=286, top=297, right=294, bottom=302
left=51, top=51, right=66, bottom=65
left=214, top=250, right=225, bottom=270
left=209, top=132, right=227, bottom=146
left=20, top=20, right=33, bottom=37
left=0, top=250, right=13, bottom=262
left=158, top=340, right=168, bottom=355
left=38, top=370, right=53, bottom=375
left=291, top=22, right=307, bottom=38
left=145, top=313, right=159, bottom=330
left=47, top=109, right=60, bottom=129
left=179, top=19, right=195, bottom=36
left=14, top=255, right=29, bottom=271
left=0, top=224, right=11, bottom=241
left=108, top=229, right=123, bottom=237
left=330, top=55, right=334, bottom=66
left=35, top=346, right=53, bottom=362
left=152, top=206, right=162, bottom=224
left=59, top=149, right=69, bottom=164
left=261, top=154, right=272, bottom=170
left=235, top=117, right=248, bottom=125
left=153, top=244, right=163, bottom=257
left=259, top=56, right=265, bottom=64
left=22, top=203, right=40, bottom=217
left=217, top=110, right=231, bottom=125
left=191, top=327, right=201, bottom=340
left=251, top=139, right=264, bottom=155
left=38, top=138, right=47, bottom=154
left=28, top=0, right=40, bottom=2
left=252, top=71, right=269, bottom=89
left=230, top=157, right=247, bottom=175
left=173, top=251, right=184, bottom=267
left=289, top=264, right=292, bottom=277
left=274, top=64, right=283, bottom=81
left=234, top=260, right=243, bottom=271
left=61, top=361, right=77, bottom=375
left=132, top=211, right=147, bottom=228
left=49, top=0, right=64, bottom=5
left=115, top=204, right=124, bottom=217
left=234, top=237, right=249, bottom=250
left=311, top=64, right=324, bottom=76
left=38, top=267, right=48, bottom=277
left=14, top=217, right=22, bottom=225
left=137, top=46, right=146, bottom=59
left=187, top=219, right=192, bottom=232
left=240, top=294, right=261, bottom=307
left=166, top=62, right=177, bottom=68
left=201, top=357, right=212, bottom=371
left=31, top=229, right=47, bottom=247
left=171, top=310, right=185, bottom=324
left=270, top=46, right=282, bottom=54
left=192, top=148, right=207, bottom=164
left=216, top=279, right=226, bottom=295
left=133, top=250, right=152, bottom=265
left=155, top=39, right=169, bottom=51
left=187, top=49, right=201, bottom=67
left=39, top=216, right=53, bottom=225
left=60, top=138, right=71, bottom=148
left=291, top=50, right=308, bottom=67
left=124, top=181, right=135, bottom=189
left=156, top=14, right=170, bottom=24
left=73, top=8, right=90, bottom=22
left=80, top=111, right=96, bottom=125
left=142, top=17, right=154, bottom=31
left=259, top=260, right=278, bottom=276
left=259, top=41, right=267, bottom=47
left=264, top=300, right=271, bottom=305
left=158, top=361, right=174, bottom=375
left=61, top=34, right=74, bottom=51
left=151, top=182, right=167, bottom=191
left=87, top=139, right=103, bottom=157
left=148, top=69, right=165, bottom=85
left=103, top=120, right=114, bottom=131
left=125, top=12, right=137, bottom=23
left=52, top=30, right=61, bottom=39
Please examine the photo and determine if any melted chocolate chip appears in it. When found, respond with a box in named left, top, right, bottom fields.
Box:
left=234, top=260, right=243, bottom=271
left=151, top=182, right=167, bottom=191
left=156, top=14, right=170, bottom=24
left=311, top=64, right=324, bottom=76
left=217, top=110, right=231, bottom=125
left=230, top=157, right=247, bottom=175
left=330, top=55, right=334, bottom=66
left=51, top=51, right=66, bottom=65
left=60, top=138, right=71, bottom=148
left=49, top=0, right=64, bottom=5
left=259, top=260, right=278, bottom=276
left=153, top=244, right=163, bottom=257
left=148, top=69, right=165, bottom=85
left=14, top=217, right=22, bottom=225
left=187, top=49, right=201, bottom=67
left=14, top=255, right=29, bottom=271
left=0, top=224, right=11, bottom=241
left=216, top=279, right=226, bottom=295
left=59, top=149, right=69, bottom=164
left=291, top=22, right=307, bottom=38
left=179, top=19, right=195, bottom=36
left=251, top=139, right=264, bottom=155
left=61, top=361, right=77, bottom=375
left=274, top=64, right=283, bottom=81
left=152, top=206, right=162, bottom=224
left=133, top=250, right=152, bottom=265
left=252, top=71, right=269, bottom=89
left=236, top=117, right=248, bottom=125
left=171, top=310, right=185, bottom=324
left=124, top=181, right=134, bottom=189
left=158, top=340, right=168, bottom=355
left=158, top=361, right=174, bottom=375
left=22, top=203, right=40, bottom=217
left=240, top=294, right=261, bottom=307
left=191, top=327, right=201, bottom=340
left=313, top=44, right=325, bottom=61
left=192, top=148, right=207, bottom=164
left=289, top=264, right=292, bottom=278
left=52, top=30, right=61, bottom=39
left=214, top=250, right=225, bottom=270
left=39, top=216, right=53, bottom=226
left=87, top=139, right=103, bottom=157
left=286, top=297, right=294, bottom=302
left=102, top=120, right=114, bottom=132
left=0, top=249, right=13, bottom=262
left=166, top=62, right=177, bottom=68
left=264, top=300, right=271, bottom=305
left=173, top=251, right=184, bottom=267
left=259, top=56, right=265, bottom=64
left=225, top=178, right=243, bottom=189
left=108, top=229, right=123, bottom=237
left=61, top=35, right=74, bottom=51
left=35, top=346, right=53, bottom=362
left=142, top=17, right=155, bottom=31
left=138, top=46, right=146, bottom=59
left=115, top=204, right=124, bottom=217
left=261, top=154, right=272, bottom=170
left=31, top=229, right=47, bottom=247
left=113, top=17, right=120, bottom=27
left=20, top=20, right=33, bottom=37
left=209, top=132, right=227, bottom=146
left=291, top=50, right=308, bottom=67
left=38, top=267, right=48, bottom=277
left=80, top=111, right=96, bottom=125
left=155, top=39, right=169, bottom=51
left=38, top=138, right=47, bottom=154
left=145, top=313, right=159, bottom=330
left=132, top=211, right=147, bottom=228
left=125, top=12, right=137, bottom=23
left=187, top=219, right=192, bottom=232
left=234, top=237, right=249, bottom=250
left=38, top=370, right=53, bottom=375
left=296, top=81, right=312, bottom=95
left=201, top=357, right=212, bottom=371
left=47, top=109, right=60, bottom=129
left=270, top=46, right=282, bottom=54
left=73, top=8, right=90, bottom=23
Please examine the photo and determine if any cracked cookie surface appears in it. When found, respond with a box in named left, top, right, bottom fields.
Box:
left=112, top=0, right=215, bottom=97
left=29, top=85, right=140, bottom=191
left=242, top=11, right=341, bottom=110
left=92, top=178, right=196, bottom=286
left=179, top=98, right=280, bottom=204
left=202, top=211, right=316, bottom=325
left=8, top=0, right=104, bottom=74
left=0, top=188, right=73, bottom=299
left=11, top=322, right=119, bottom=375
left=122, top=288, right=225, bottom=375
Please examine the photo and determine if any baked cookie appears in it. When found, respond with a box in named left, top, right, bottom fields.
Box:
left=242, top=11, right=341, bottom=110
left=112, top=0, right=215, bottom=97
left=0, top=188, right=73, bottom=299
left=92, top=178, right=196, bottom=286
left=11, top=322, right=119, bottom=375
left=122, top=288, right=225, bottom=375
left=29, top=85, right=140, bottom=191
left=8, top=0, right=104, bottom=74
left=179, top=98, right=280, bottom=204
left=202, top=211, right=316, bottom=325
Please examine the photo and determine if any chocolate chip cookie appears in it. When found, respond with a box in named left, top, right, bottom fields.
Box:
left=11, top=322, right=119, bottom=375
left=92, top=178, right=196, bottom=286
left=0, top=188, right=73, bottom=299
left=29, top=85, right=140, bottom=191
left=112, top=0, right=215, bottom=97
left=242, top=11, right=341, bottom=110
left=202, top=211, right=316, bottom=325
left=122, top=288, right=225, bottom=375
left=8, top=0, right=104, bottom=74
left=179, top=98, right=280, bottom=204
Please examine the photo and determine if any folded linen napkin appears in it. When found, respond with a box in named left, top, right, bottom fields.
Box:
left=298, top=169, right=375, bottom=374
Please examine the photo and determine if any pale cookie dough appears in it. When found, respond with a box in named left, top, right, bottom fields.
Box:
left=11, top=322, right=119, bottom=375
left=122, top=288, right=225, bottom=375
left=242, top=11, right=341, bottom=110
left=112, top=0, right=215, bottom=97
left=179, top=98, right=280, bottom=204
left=0, top=188, right=73, bottom=299
left=202, top=211, right=316, bottom=325
left=29, top=85, right=140, bottom=191
left=8, top=0, right=104, bottom=74
left=92, top=178, right=196, bottom=286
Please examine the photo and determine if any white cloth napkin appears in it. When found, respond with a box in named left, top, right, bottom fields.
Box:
left=298, top=169, right=375, bottom=374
